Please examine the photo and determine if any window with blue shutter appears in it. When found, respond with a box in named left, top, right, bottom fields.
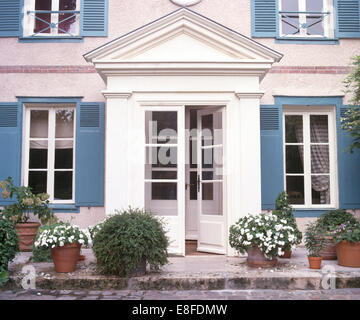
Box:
left=80, top=0, right=108, bottom=37
left=260, top=105, right=284, bottom=209
left=0, top=0, right=21, bottom=37
left=0, top=103, right=22, bottom=205
left=75, top=102, right=104, bottom=207
left=337, top=106, right=360, bottom=208
left=252, top=0, right=278, bottom=38
left=336, top=0, right=360, bottom=38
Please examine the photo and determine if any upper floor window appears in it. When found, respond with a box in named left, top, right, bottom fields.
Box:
left=279, top=0, right=335, bottom=38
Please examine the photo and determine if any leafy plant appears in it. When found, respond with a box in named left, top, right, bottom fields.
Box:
left=0, top=177, right=54, bottom=224
left=272, top=191, right=302, bottom=250
left=229, top=212, right=300, bottom=259
left=332, top=220, right=360, bottom=244
left=304, top=222, right=326, bottom=257
left=315, top=209, right=358, bottom=234
left=0, top=217, right=19, bottom=285
left=92, top=207, right=169, bottom=277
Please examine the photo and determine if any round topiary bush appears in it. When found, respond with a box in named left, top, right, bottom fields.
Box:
left=92, top=208, right=169, bottom=277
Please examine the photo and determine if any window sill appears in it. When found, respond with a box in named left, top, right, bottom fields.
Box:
left=49, top=204, right=80, bottom=213
left=275, top=37, right=339, bottom=45
left=293, top=209, right=337, bottom=218
left=19, top=36, right=83, bottom=43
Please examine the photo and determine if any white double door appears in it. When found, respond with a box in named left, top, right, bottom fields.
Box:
left=144, top=106, right=225, bottom=255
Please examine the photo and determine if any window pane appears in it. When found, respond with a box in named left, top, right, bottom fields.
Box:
left=29, top=171, right=47, bottom=195
left=281, top=0, right=300, bottom=35
left=312, top=175, right=330, bottom=204
left=29, top=141, right=48, bottom=169
left=286, top=145, right=304, bottom=173
left=54, top=171, right=72, bottom=200
left=58, top=0, right=77, bottom=34
left=286, top=176, right=305, bottom=204
left=34, top=0, right=51, bottom=34
left=30, top=110, right=48, bottom=138
left=285, top=115, right=303, bottom=143
left=310, top=115, right=328, bottom=143
left=311, top=145, right=329, bottom=173
left=151, top=183, right=177, bottom=200
left=189, top=171, right=197, bottom=200
left=55, top=141, right=73, bottom=169
left=56, top=109, right=74, bottom=138
left=145, top=111, right=177, bottom=144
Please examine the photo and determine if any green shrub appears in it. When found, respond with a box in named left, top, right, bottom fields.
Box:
left=0, top=218, right=19, bottom=285
left=30, top=226, right=53, bottom=262
left=272, top=191, right=302, bottom=250
left=315, top=209, right=358, bottom=233
left=92, top=207, right=169, bottom=277
left=304, top=222, right=326, bottom=257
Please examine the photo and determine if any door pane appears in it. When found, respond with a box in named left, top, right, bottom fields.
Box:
left=54, top=171, right=72, bottom=200
left=312, top=175, right=330, bottom=204
left=29, top=141, right=48, bottom=169
left=310, top=115, right=328, bottom=143
left=29, top=171, right=47, bottom=195
left=30, top=110, right=48, bottom=138
left=145, top=182, right=178, bottom=216
left=189, top=171, right=197, bottom=200
left=286, top=176, right=305, bottom=204
left=201, top=182, right=223, bottom=215
left=145, top=111, right=177, bottom=144
left=56, top=109, right=74, bottom=138
left=285, top=115, right=303, bottom=143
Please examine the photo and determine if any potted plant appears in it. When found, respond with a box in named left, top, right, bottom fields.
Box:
left=315, top=209, right=358, bottom=260
left=304, top=222, right=326, bottom=269
left=229, top=212, right=300, bottom=268
left=332, top=220, right=360, bottom=267
left=92, top=207, right=169, bottom=277
left=0, top=177, right=54, bottom=252
left=0, top=217, right=19, bottom=286
left=34, top=222, right=89, bottom=273
left=272, top=191, right=302, bottom=258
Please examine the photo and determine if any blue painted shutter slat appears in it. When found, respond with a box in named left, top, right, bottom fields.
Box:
left=75, top=102, right=104, bottom=207
left=252, top=0, right=277, bottom=37
left=80, top=0, right=108, bottom=37
left=338, top=106, right=360, bottom=208
left=0, top=0, right=21, bottom=37
left=336, top=0, right=360, bottom=38
left=0, top=103, right=22, bottom=205
left=260, top=105, right=284, bottom=209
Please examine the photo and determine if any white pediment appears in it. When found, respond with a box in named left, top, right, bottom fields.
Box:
left=84, top=8, right=282, bottom=78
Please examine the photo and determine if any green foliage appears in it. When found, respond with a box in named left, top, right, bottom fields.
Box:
left=315, top=209, right=358, bottom=233
left=0, top=177, right=54, bottom=224
left=341, top=55, right=360, bottom=153
left=0, top=218, right=19, bottom=285
left=272, top=191, right=302, bottom=249
left=304, top=222, right=326, bottom=257
left=92, top=207, right=169, bottom=277
left=332, top=220, right=360, bottom=244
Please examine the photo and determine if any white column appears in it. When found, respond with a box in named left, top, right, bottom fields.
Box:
left=102, top=92, right=132, bottom=215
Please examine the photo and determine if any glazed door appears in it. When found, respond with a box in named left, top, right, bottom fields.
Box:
left=196, top=107, right=226, bottom=254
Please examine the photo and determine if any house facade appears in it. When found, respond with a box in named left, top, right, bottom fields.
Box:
left=0, top=0, right=359, bottom=256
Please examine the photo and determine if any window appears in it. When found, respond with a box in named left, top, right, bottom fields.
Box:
left=23, top=0, right=80, bottom=37
left=24, top=105, right=76, bottom=203
left=279, top=0, right=335, bottom=38
left=283, top=107, right=337, bottom=207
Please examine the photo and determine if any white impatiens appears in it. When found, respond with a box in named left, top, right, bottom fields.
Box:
left=229, top=212, right=300, bottom=259
left=35, top=223, right=89, bottom=249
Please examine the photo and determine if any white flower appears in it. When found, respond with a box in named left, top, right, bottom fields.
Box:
left=247, top=234, right=253, bottom=241
left=79, top=239, right=85, bottom=244
left=59, top=241, right=64, bottom=247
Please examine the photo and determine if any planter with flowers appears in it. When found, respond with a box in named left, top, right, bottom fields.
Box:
left=304, top=222, right=326, bottom=269
left=0, top=177, right=54, bottom=252
left=229, top=212, right=300, bottom=268
left=35, top=222, right=89, bottom=273
left=332, top=220, right=360, bottom=267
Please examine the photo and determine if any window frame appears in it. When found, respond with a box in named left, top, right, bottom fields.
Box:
left=23, top=104, right=76, bottom=204
left=282, top=106, right=338, bottom=209
left=278, top=0, right=335, bottom=39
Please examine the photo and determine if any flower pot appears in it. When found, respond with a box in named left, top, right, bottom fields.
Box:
left=279, top=249, right=292, bottom=259
left=51, top=242, right=81, bottom=273
left=15, top=222, right=40, bottom=252
left=336, top=241, right=360, bottom=268
left=319, top=236, right=337, bottom=260
left=308, top=256, right=322, bottom=269
left=246, top=246, right=278, bottom=268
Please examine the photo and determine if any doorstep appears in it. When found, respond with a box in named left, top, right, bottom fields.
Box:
left=3, top=247, right=360, bottom=291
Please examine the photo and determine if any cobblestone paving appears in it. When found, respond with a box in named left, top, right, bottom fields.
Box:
left=0, top=289, right=360, bottom=300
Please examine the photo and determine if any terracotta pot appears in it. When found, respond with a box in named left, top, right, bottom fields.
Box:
left=336, top=241, right=360, bottom=268
left=308, top=256, right=322, bottom=269
left=246, top=246, right=278, bottom=268
left=319, top=236, right=337, bottom=260
left=15, top=222, right=41, bottom=252
left=51, top=242, right=81, bottom=273
left=279, top=249, right=292, bottom=259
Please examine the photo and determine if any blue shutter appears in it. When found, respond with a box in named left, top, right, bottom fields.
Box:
left=80, top=0, right=108, bottom=37
left=0, top=0, right=21, bottom=37
left=252, top=0, right=278, bottom=37
left=75, top=102, right=104, bottom=207
left=337, top=106, right=360, bottom=208
left=0, top=103, right=22, bottom=205
left=260, top=105, right=284, bottom=209
left=335, top=0, right=360, bottom=38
